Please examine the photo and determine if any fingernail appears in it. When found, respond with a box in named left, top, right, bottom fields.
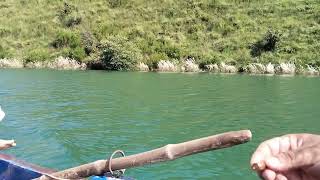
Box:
left=252, top=162, right=266, bottom=171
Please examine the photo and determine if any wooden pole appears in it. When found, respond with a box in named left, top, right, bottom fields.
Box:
left=38, top=130, right=252, bottom=180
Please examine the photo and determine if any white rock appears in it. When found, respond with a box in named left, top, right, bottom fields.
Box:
left=47, top=57, right=87, bottom=70
left=305, top=65, right=319, bottom=75
left=0, top=58, right=24, bottom=68
left=137, top=62, right=149, bottom=71
left=265, top=63, right=275, bottom=74
left=219, top=62, right=237, bottom=73
left=276, top=63, right=296, bottom=74
left=205, top=64, right=219, bottom=72
left=157, top=60, right=178, bottom=72
left=182, top=59, right=199, bottom=72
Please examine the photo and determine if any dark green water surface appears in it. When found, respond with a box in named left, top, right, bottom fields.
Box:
left=0, top=69, right=319, bottom=179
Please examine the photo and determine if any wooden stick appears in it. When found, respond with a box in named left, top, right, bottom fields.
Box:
left=38, top=130, right=252, bottom=180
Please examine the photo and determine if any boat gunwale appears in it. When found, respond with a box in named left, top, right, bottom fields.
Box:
left=0, top=153, right=55, bottom=175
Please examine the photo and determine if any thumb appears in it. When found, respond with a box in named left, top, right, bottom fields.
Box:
left=265, top=146, right=320, bottom=171
left=7, top=140, right=16, bottom=146
left=0, top=139, right=16, bottom=149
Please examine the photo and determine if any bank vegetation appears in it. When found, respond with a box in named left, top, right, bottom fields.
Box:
left=0, top=0, right=319, bottom=75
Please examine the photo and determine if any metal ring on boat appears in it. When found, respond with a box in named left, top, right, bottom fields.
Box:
left=108, top=150, right=126, bottom=177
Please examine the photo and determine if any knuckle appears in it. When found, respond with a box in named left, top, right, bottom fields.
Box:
left=281, top=151, right=295, bottom=163
left=286, top=151, right=296, bottom=162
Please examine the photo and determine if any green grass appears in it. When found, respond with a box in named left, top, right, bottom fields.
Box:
left=0, top=0, right=319, bottom=70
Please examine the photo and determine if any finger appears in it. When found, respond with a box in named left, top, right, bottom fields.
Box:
left=4, top=140, right=15, bottom=147
left=266, top=145, right=320, bottom=171
left=283, top=170, right=303, bottom=180
left=279, top=136, right=290, bottom=153
left=251, top=137, right=281, bottom=168
left=7, top=140, right=15, bottom=145
left=261, top=169, right=276, bottom=180
left=0, top=139, right=16, bottom=150
left=252, top=134, right=311, bottom=170
left=275, top=173, right=287, bottom=180
left=287, top=134, right=299, bottom=151
left=11, top=141, right=16, bottom=146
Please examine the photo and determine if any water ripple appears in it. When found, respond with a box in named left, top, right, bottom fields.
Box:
left=0, top=70, right=320, bottom=179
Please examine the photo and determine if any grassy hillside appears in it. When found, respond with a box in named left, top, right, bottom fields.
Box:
left=0, top=0, right=319, bottom=70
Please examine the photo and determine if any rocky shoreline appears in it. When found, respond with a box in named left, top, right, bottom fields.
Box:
left=0, top=57, right=86, bottom=70
left=1, top=57, right=319, bottom=76
left=137, top=60, right=320, bottom=76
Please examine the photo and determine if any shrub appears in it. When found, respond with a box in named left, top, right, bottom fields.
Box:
left=163, top=45, right=181, bottom=59
left=148, top=52, right=168, bottom=61
left=0, top=45, right=10, bottom=59
left=233, top=49, right=252, bottom=65
left=108, top=0, right=127, bottom=8
left=57, top=2, right=82, bottom=27
left=62, top=47, right=86, bottom=62
left=198, top=54, right=221, bottom=69
left=52, top=30, right=82, bottom=49
left=64, top=16, right=82, bottom=27
left=314, top=60, right=320, bottom=67
left=57, top=2, right=75, bottom=20
left=257, top=52, right=278, bottom=64
left=81, top=31, right=96, bottom=55
left=99, top=36, right=143, bottom=70
left=52, top=30, right=89, bottom=61
left=250, top=30, right=281, bottom=57
left=24, top=49, right=50, bottom=63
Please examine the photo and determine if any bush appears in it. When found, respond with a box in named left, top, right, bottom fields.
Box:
left=163, top=45, right=181, bottom=59
left=62, top=47, right=86, bottom=61
left=146, top=52, right=168, bottom=69
left=57, top=2, right=82, bottom=27
left=52, top=30, right=89, bottom=61
left=0, top=45, right=10, bottom=59
left=198, top=54, right=221, bottom=69
left=24, top=49, right=50, bottom=63
left=250, top=30, right=281, bottom=57
left=64, top=16, right=82, bottom=27
left=81, top=31, right=96, bottom=55
left=313, top=60, right=320, bottom=67
left=152, top=40, right=181, bottom=59
left=57, top=2, right=75, bottom=20
left=108, top=0, right=127, bottom=8
left=52, top=30, right=82, bottom=49
left=233, top=49, right=252, bottom=65
left=257, top=52, right=278, bottom=64
left=148, top=52, right=168, bottom=61
left=99, top=36, right=143, bottom=70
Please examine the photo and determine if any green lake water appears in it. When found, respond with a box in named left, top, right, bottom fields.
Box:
left=0, top=69, right=319, bottom=179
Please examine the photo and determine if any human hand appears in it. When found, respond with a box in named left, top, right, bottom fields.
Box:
left=251, top=134, right=320, bottom=180
left=0, top=139, right=16, bottom=150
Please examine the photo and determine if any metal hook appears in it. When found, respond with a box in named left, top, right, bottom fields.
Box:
left=107, top=150, right=126, bottom=178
